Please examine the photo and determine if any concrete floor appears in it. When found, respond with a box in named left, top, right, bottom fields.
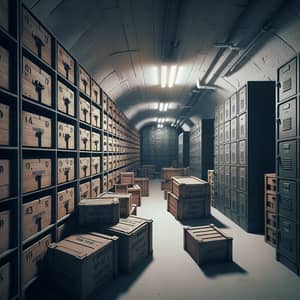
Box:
left=32, top=179, right=300, bottom=300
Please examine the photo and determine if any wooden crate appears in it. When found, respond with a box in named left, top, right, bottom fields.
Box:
left=120, top=172, right=135, bottom=185
left=23, top=8, right=52, bottom=65
left=0, top=262, right=10, bottom=300
left=79, top=198, right=119, bottom=226
left=57, top=158, right=75, bottom=184
left=91, top=157, right=101, bottom=175
left=48, top=233, right=118, bottom=300
left=79, top=157, right=91, bottom=179
left=0, top=102, right=9, bottom=145
left=57, top=121, right=75, bottom=149
left=0, top=0, right=9, bottom=32
left=57, top=81, right=75, bottom=116
left=102, top=92, right=108, bottom=112
left=23, top=195, right=52, bottom=240
left=91, top=80, right=100, bottom=105
left=22, top=57, right=52, bottom=106
left=115, top=183, right=128, bottom=194
left=79, top=66, right=91, bottom=96
left=79, top=97, right=90, bottom=124
left=91, top=177, right=101, bottom=198
left=79, top=128, right=91, bottom=151
left=128, top=184, right=141, bottom=207
left=161, top=180, right=172, bottom=191
left=134, top=177, right=149, bottom=197
left=80, top=181, right=91, bottom=200
left=0, top=46, right=9, bottom=90
left=91, top=132, right=100, bottom=151
left=57, top=44, right=75, bottom=83
left=0, top=159, right=9, bottom=200
left=57, top=187, right=75, bottom=220
left=184, top=225, right=233, bottom=266
left=0, top=210, right=10, bottom=254
left=265, top=226, right=276, bottom=247
left=172, top=176, right=210, bottom=198
left=103, top=216, right=153, bottom=273
left=167, top=192, right=210, bottom=220
left=265, top=173, right=276, bottom=194
left=23, top=111, right=52, bottom=148
left=23, top=159, right=51, bottom=193
left=161, top=167, right=189, bottom=180
left=23, top=234, right=52, bottom=285
left=91, top=105, right=101, bottom=128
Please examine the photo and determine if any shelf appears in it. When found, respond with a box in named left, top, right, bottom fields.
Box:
left=22, top=147, right=56, bottom=152
left=0, top=146, right=18, bottom=150
left=0, top=87, right=18, bottom=99
left=57, top=213, right=73, bottom=223
left=0, top=247, right=18, bottom=261
left=22, top=97, right=56, bottom=114
left=57, top=111, right=78, bottom=123
left=22, top=224, right=55, bottom=247
left=57, top=73, right=78, bottom=90
left=0, top=28, right=18, bottom=44
left=57, top=149, right=77, bottom=153
left=57, top=180, right=78, bottom=188
left=22, top=186, right=56, bottom=198
left=0, top=196, right=18, bottom=205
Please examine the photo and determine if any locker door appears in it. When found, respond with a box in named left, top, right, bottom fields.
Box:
left=231, top=190, right=238, bottom=213
left=230, top=118, right=237, bottom=141
left=238, top=167, right=247, bottom=192
left=219, top=125, right=224, bottom=143
left=219, top=104, right=225, bottom=124
left=225, top=144, right=230, bottom=164
left=238, top=113, right=247, bottom=139
left=238, top=140, right=247, bottom=165
left=278, top=180, right=297, bottom=221
left=278, top=140, right=297, bottom=178
left=231, top=93, right=237, bottom=118
left=225, top=122, right=230, bottom=143
left=231, top=166, right=237, bottom=189
left=239, top=192, right=248, bottom=228
left=238, top=86, right=247, bottom=114
left=278, top=57, right=297, bottom=102
left=278, top=99, right=297, bottom=139
left=231, top=142, right=237, bottom=164
left=225, top=98, right=230, bottom=122
left=225, top=188, right=231, bottom=209
left=225, top=166, right=230, bottom=187
left=219, top=144, right=224, bottom=164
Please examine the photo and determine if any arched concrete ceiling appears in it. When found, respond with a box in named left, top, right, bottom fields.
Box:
left=25, top=0, right=299, bottom=129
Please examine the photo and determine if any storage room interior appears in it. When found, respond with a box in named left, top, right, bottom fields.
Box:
left=0, top=0, right=300, bottom=299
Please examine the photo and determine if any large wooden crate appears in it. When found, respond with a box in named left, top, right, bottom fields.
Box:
left=167, top=192, right=210, bottom=220
left=172, top=176, right=210, bottom=198
left=57, top=81, right=75, bottom=116
left=114, top=183, right=128, bottom=194
left=120, top=172, right=135, bottom=185
left=78, top=198, right=120, bottom=226
left=134, top=177, right=149, bottom=197
left=128, top=184, right=141, bottom=207
left=48, top=233, right=118, bottom=300
left=103, top=216, right=153, bottom=273
left=161, top=167, right=189, bottom=180
left=57, top=44, right=75, bottom=84
left=184, top=225, right=233, bottom=266
left=161, top=180, right=172, bottom=191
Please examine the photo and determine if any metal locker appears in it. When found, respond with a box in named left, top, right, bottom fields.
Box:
left=231, top=166, right=237, bottom=189
left=225, top=98, right=230, bottom=122
left=239, top=86, right=247, bottom=114
left=225, top=122, right=230, bottom=143
left=225, top=166, right=230, bottom=187
left=239, top=192, right=248, bottom=228
left=230, top=118, right=237, bottom=141
left=219, top=144, right=224, bottom=163
left=219, top=125, right=224, bottom=143
left=231, top=142, right=237, bottom=164
left=238, top=140, right=247, bottom=165
left=278, top=180, right=297, bottom=221
left=215, top=145, right=219, bottom=164
left=278, top=140, right=297, bottom=178
left=225, top=188, right=231, bottom=209
left=231, top=93, right=237, bottom=118
left=277, top=217, right=297, bottom=260
left=278, top=98, right=297, bottom=139
left=219, top=166, right=225, bottom=186
left=238, top=166, right=247, bottom=191
left=219, top=104, right=225, bottom=124
left=231, top=190, right=238, bottom=213
left=225, top=143, right=230, bottom=164
left=238, top=113, right=247, bottom=139
left=215, top=108, right=219, bottom=126
left=278, top=57, right=297, bottom=102
left=215, top=126, right=219, bottom=141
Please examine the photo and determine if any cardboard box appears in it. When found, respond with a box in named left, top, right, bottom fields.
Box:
left=79, top=66, right=91, bottom=96
left=0, top=0, right=9, bottom=32
left=57, top=44, right=75, bottom=83
left=0, top=102, right=9, bottom=145
left=23, top=195, right=52, bottom=240
left=80, top=157, right=91, bottom=178
left=23, top=111, right=52, bottom=148
left=0, top=159, right=9, bottom=199
left=79, top=97, right=90, bottom=124
left=57, top=187, right=75, bottom=220
left=57, top=158, right=75, bottom=184
left=0, top=262, right=10, bottom=300
left=0, top=210, right=10, bottom=254
left=48, top=233, right=118, bottom=300
left=91, top=157, right=101, bottom=175
left=23, top=234, right=52, bottom=285
left=79, top=198, right=119, bottom=226
left=103, top=216, right=153, bottom=273
left=91, top=105, right=100, bottom=128
left=57, top=80, right=75, bottom=116
left=79, top=128, right=91, bottom=151
left=22, top=57, right=52, bottom=106
left=184, top=225, right=233, bottom=266
left=91, top=177, right=101, bottom=198
left=23, top=8, right=52, bottom=65
left=80, top=181, right=91, bottom=200
left=128, top=185, right=141, bottom=207
left=23, top=159, right=51, bottom=193
left=91, top=132, right=100, bottom=151
left=91, top=80, right=100, bottom=105
left=57, top=121, right=75, bottom=149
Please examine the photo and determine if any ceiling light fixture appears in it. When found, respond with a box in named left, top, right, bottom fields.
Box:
left=159, top=102, right=164, bottom=111
left=168, top=65, right=177, bottom=88
left=161, top=65, right=167, bottom=88
left=164, top=103, right=168, bottom=111
left=161, top=65, right=179, bottom=88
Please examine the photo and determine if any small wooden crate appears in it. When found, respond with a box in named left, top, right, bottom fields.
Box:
left=128, top=184, right=141, bottom=206
left=0, top=210, right=10, bottom=254
left=115, top=183, right=128, bottom=194
left=161, top=167, right=189, bottom=180
left=102, top=216, right=153, bottom=273
left=172, top=176, right=210, bottom=198
left=134, top=177, right=149, bottom=197
left=265, top=173, right=276, bottom=194
left=184, top=224, right=233, bottom=266
left=120, top=172, right=135, bottom=185
left=161, top=180, right=172, bottom=191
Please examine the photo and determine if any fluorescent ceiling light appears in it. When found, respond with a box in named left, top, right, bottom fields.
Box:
left=159, top=102, right=164, bottom=111
left=168, top=65, right=177, bottom=88
left=164, top=103, right=168, bottom=111
left=161, top=65, right=167, bottom=88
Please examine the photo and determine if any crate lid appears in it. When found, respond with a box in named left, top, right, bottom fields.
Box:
left=107, top=216, right=151, bottom=234
left=98, top=192, right=131, bottom=199
left=185, top=225, right=231, bottom=242
left=172, top=176, right=208, bottom=185
left=128, top=185, right=141, bottom=191
left=79, top=198, right=119, bottom=206
left=49, top=233, right=115, bottom=259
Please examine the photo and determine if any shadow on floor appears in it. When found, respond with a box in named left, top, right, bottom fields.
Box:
left=200, top=261, right=248, bottom=278
left=180, top=215, right=228, bottom=229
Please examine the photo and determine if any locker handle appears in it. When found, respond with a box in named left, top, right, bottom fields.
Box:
left=35, top=175, right=42, bottom=189
left=81, top=79, right=88, bottom=93
left=35, top=130, right=43, bottom=148
left=32, top=33, right=45, bottom=57
left=63, top=61, right=71, bottom=79
left=32, top=80, right=45, bottom=91
left=35, top=216, right=42, bottom=232
left=64, top=201, right=69, bottom=214
left=64, top=169, right=69, bottom=181
left=83, top=165, right=87, bottom=177
left=276, top=82, right=281, bottom=89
